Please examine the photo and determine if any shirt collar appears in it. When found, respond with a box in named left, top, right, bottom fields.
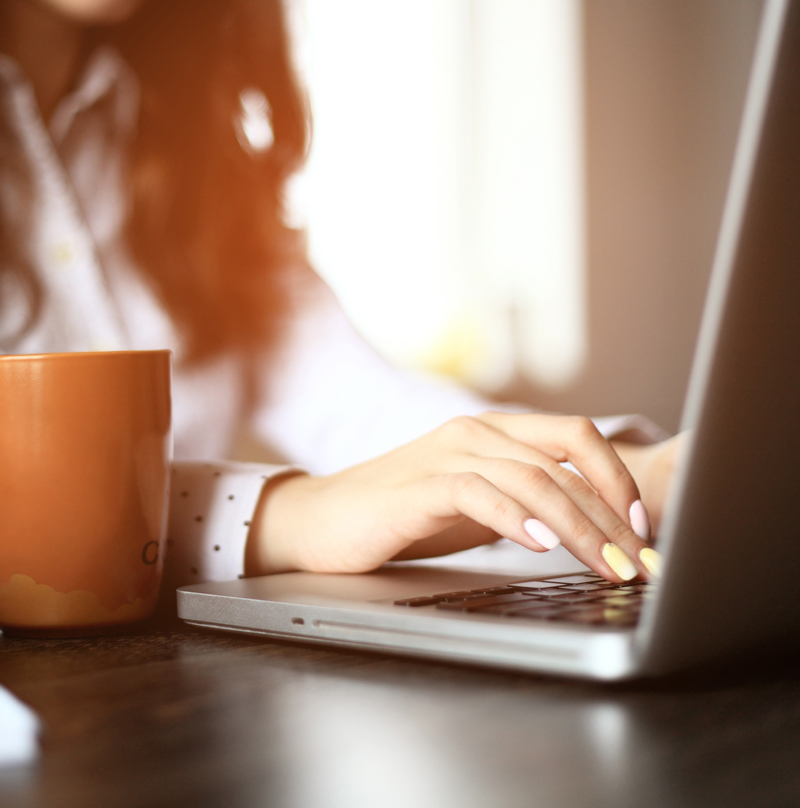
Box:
left=0, top=45, right=139, bottom=147
left=49, top=46, right=139, bottom=146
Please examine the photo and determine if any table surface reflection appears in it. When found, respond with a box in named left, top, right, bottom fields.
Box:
left=1, top=609, right=799, bottom=808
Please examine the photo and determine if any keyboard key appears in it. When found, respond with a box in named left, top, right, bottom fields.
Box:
left=508, top=580, right=565, bottom=591
left=434, top=592, right=480, bottom=602
left=594, top=595, right=640, bottom=609
left=601, top=609, right=640, bottom=626
left=435, top=593, right=542, bottom=611
left=591, top=588, right=639, bottom=599
left=527, top=588, right=577, bottom=598
left=548, top=592, right=606, bottom=603
left=549, top=607, right=609, bottom=624
left=475, top=601, right=559, bottom=615
left=431, top=587, right=519, bottom=602
left=540, top=575, right=602, bottom=585
left=555, top=582, right=618, bottom=592
left=551, top=606, right=639, bottom=626
left=502, top=607, right=565, bottom=621
left=393, top=596, right=443, bottom=607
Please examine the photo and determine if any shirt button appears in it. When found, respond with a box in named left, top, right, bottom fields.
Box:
left=51, top=241, right=76, bottom=267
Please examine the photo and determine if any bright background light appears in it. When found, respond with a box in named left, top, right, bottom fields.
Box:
left=288, top=0, right=586, bottom=393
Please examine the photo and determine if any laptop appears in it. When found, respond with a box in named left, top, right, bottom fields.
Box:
left=178, top=0, right=800, bottom=680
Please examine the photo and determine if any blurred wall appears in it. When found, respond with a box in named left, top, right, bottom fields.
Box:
left=236, top=0, right=765, bottom=462
left=503, top=0, right=764, bottom=434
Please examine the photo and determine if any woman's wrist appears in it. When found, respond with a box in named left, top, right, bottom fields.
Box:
left=244, top=471, right=314, bottom=577
left=611, top=434, right=685, bottom=536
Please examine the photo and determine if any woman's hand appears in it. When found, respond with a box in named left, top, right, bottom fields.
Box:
left=245, top=413, right=664, bottom=583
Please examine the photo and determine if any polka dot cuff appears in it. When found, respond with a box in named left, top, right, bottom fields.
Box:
left=164, top=460, right=297, bottom=589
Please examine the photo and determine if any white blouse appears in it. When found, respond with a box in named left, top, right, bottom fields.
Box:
left=0, top=48, right=667, bottom=589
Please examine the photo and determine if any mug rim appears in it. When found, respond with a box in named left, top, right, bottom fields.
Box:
left=0, top=349, right=172, bottom=363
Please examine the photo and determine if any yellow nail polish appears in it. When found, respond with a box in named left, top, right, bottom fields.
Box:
left=639, top=547, right=663, bottom=578
left=602, top=542, right=638, bottom=581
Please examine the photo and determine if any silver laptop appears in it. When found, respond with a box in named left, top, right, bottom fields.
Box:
left=178, top=0, right=800, bottom=680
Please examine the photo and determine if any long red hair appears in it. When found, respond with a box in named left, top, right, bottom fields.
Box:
left=1, top=0, right=311, bottom=362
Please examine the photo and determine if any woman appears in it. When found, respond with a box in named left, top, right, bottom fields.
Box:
left=0, top=0, right=679, bottom=589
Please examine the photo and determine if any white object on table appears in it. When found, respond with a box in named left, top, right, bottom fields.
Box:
left=0, top=685, right=39, bottom=767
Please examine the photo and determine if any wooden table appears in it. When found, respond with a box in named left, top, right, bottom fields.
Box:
left=1, top=608, right=800, bottom=808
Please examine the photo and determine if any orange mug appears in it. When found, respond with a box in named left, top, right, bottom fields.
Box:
left=0, top=351, right=172, bottom=636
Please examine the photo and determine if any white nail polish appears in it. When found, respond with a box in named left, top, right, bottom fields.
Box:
left=523, top=519, right=561, bottom=550
left=629, top=499, right=651, bottom=541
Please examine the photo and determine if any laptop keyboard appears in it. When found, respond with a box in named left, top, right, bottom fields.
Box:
left=393, top=572, right=652, bottom=628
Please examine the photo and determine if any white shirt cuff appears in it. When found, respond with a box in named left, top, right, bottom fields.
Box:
left=164, top=460, right=297, bottom=589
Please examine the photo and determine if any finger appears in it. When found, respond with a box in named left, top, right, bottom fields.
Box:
left=471, top=457, right=648, bottom=582
left=543, top=461, right=655, bottom=578
left=500, top=448, right=653, bottom=577
left=415, top=471, right=562, bottom=554
left=476, top=412, right=650, bottom=540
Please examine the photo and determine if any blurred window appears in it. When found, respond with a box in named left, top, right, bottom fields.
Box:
left=288, top=0, right=586, bottom=392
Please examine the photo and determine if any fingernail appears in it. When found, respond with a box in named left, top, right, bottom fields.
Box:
left=523, top=519, right=561, bottom=550
left=629, top=499, right=651, bottom=541
left=602, top=542, right=638, bottom=580
left=639, top=547, right=663, bottom=578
